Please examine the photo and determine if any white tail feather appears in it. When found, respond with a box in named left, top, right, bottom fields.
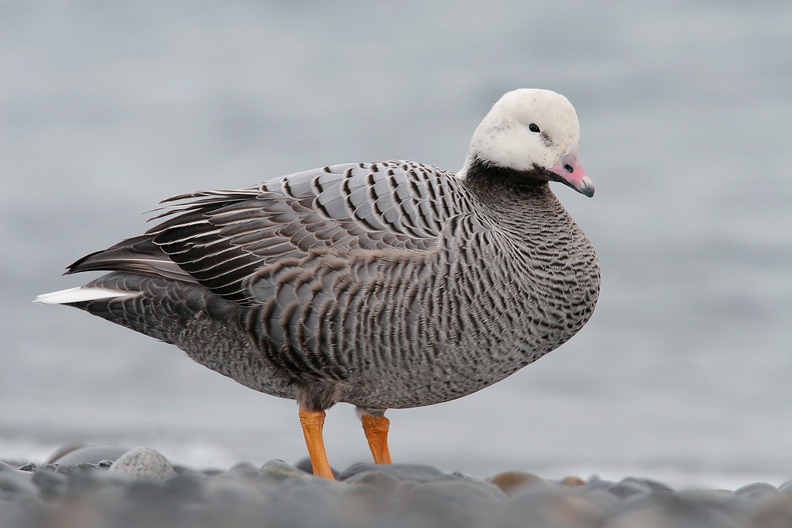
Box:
left=35, top=287, right=139, bottom=305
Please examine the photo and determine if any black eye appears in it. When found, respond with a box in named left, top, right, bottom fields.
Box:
left=529, top=123, right=540, bottom=133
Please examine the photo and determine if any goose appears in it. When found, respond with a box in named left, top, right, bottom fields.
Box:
left=37, top=88, right=600, bottom=479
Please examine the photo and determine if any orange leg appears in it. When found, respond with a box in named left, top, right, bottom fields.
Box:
left=361, top=414, right=392, bottom=465
left=298, top=408, right=335, bottom=480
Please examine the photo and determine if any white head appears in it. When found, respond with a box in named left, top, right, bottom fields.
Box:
left=460, top=89, right=594, bottom=197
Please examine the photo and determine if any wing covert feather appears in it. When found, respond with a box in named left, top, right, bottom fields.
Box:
left=147, top=161, right=474, bottom=304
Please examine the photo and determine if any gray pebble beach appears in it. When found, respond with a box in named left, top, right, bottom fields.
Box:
left=3, top=445, right=791, bottom=528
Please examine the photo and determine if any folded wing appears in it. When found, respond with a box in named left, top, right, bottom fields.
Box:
left=68, top=161, right=468, bottom=307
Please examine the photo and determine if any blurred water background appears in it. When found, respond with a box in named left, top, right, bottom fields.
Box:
left=2, top=0, right=791, bottom=488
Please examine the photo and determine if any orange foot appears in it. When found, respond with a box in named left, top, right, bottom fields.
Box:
left=361, top=414, right=392, bottom=465
left=298, top=408, right=335, bottom=480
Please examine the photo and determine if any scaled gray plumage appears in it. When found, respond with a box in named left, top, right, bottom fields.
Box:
left=38, top=89, right=600, bottom=473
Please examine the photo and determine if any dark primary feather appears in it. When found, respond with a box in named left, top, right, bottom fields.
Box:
left=67, top=235, right=194, bottom=282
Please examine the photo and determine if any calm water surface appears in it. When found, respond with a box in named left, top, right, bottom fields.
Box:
left=2, top=1, right=791, bottom=488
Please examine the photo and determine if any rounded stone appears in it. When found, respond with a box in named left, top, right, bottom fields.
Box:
left=400, top=478, right=505, bottom=526
left=561, top=475, right=586, bottom=487
left=676, top=488, right=733, bottom=502
left=607, top=477, right=664, bottom=500
left=607, top=493, right=741, bottom=528
left=45, top=443, right=85, bottom=464
left=339, top=463, right=443, bottom=482
left=0, top=461, right=37, bottom=495
left=623, top=477, right=673, bottom=493
left=161, top=473, right=206, bottom=503
left=343, top=468, right=401, bottom=491
left=52, top=444, right=131, bottom=466
left=227, top=462, right=258, bottom=476
left=31, top=470, right=68, bottom=498
left=489, top=471, right=550, bottom=495
left=107, top=447, right=176, bottom=482
left=503, top=487, right=615, bottom=527
left=260, top=459, right=310, bottom=481
left=733, top=482, right=781, bottom=501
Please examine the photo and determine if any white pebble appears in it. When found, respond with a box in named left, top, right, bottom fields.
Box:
left=107, top=447, right=176, bottom=482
